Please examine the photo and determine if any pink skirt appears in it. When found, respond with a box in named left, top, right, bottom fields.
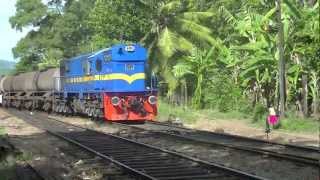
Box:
left=268, top=115, right=279, bottom=125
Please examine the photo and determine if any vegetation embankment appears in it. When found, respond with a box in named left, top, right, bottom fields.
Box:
left=9, top=0, right=320, bottom=124
left=158, top=100, right=319, bottom=134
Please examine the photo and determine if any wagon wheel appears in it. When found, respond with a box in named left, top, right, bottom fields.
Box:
left=3, top=100, right=7, bottom=108
left=89, top=108, right=95, bottom=120
left=95, top=109, right=103, bottom=122
left=63, top=106, right=68, bottom=116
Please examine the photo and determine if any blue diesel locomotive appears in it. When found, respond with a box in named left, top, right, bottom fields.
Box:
left=0, top=44, right=158, bottom=121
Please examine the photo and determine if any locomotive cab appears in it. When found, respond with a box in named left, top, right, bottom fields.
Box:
left=88, top=44, right=148, bottom=92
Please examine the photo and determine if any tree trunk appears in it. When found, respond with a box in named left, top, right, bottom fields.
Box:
left=301, top=74, right=309, bottom=117
left=276, top=0, right=286, bottom=117
left=313, top=95, right=319, bottom=118
left=311, top=72, right=319, bottom=118
left=296, top=89, right=304, bottom=117
left=179, top=80, right=187, bottom=107
left=184, top=80, right=188, bottom=107
left=180, top=83, right=183, bottom=106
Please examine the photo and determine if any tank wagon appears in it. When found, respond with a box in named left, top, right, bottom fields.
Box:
left=0, top=69, right=60, bottom=111
left=0, top=44, right=158, bottom=121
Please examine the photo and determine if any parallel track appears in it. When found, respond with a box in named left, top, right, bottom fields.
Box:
left=9, top=110, right=265, bottom=180
left=125, top=120, right=320, bottom=166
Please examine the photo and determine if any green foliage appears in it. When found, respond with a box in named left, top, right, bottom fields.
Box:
left=157, top=99, right=197, bottom=123
left=37, top=48, right=62, bottom=70
left=173, top=47, right=215, bottom=109
left=252, top=103, right=267, bottom=123
left=159, top=100, right=319, bottom=134
left=9, top=0, right=47, bottom=31
left=278, top=116, right=319, bottom=133
left=203, top=73, right=251, bottom=113
left=88, top=0, right=151, bottom=48
left=140, top=0, right=223, bottom=95
left=10, top=0, right=96, bottom=73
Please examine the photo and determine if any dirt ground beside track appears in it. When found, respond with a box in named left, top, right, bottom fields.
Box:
left=185, top=119, right=319, bottom=147
left=55, top=113, right=319, bottom=147
left=0, top=109, right=132, bottom=180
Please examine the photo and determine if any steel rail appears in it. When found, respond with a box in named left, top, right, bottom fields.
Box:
left=110, top=121, right=320, bottom=167
left=149, top=121, right=319, bottom=151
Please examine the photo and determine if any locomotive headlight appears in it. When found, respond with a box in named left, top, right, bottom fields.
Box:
left=125, top=45, right=135, bottom=52
left=111, top=96, right=121, bottom=106
left=148, top=96, right=157, bottom=105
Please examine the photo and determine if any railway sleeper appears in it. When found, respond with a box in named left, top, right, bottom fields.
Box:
left=115, top=155, right=169, bottom=161
left=111, top=153, right=163, bottom=159
left=137, top=165, right=192, bottom=171
left=145, top=167, right=209, bottom=174
left=157, top=174, right=233, bottom=180
left=127, top=161, right=190, bottom=168
left=151, top=170, right=212, bottom=178
left=119, top=157, right=172, bottom=163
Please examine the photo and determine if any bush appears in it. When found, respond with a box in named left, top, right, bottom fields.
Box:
left=252, top=103, right=267, bottom=122
left=203, top=74, right=251, bottom=113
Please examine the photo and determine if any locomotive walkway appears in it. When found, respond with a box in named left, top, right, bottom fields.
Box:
left=8, top=109, right=265, bottom=180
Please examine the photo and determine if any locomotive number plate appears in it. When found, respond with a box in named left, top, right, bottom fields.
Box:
left=125, top=64, right=134, bottom=71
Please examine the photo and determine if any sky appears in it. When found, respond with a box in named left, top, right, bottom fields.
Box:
left=0, top=0, right=28, bottom=62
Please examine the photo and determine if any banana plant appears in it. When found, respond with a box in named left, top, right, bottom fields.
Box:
left=173, top=47, right=215, bottom=109
left=309, top=71, right=319, bottom=117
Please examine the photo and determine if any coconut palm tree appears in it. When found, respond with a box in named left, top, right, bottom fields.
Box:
left=140, top=0, right=224, bottom=94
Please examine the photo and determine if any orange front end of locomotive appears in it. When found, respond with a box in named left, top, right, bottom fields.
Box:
left=103, top=93, right=157, bottom=121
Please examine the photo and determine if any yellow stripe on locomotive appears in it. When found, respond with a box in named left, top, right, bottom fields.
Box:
left=66, top=73, right=145, bottom=84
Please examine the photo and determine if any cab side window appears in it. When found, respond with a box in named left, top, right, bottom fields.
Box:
left=82, top=60, right=91, bottom=75
left=96, top=59, right=102, bottom=72
left=64, top=62, right=69, bottom=72
left=104, top=52, right=111, bottom=62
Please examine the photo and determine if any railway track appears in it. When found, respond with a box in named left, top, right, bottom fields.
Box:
left=8, top=109, right=265, bottom=180
left=124, top=120, right=320, bottom=166
left=43, top=115, right=319, bottom=179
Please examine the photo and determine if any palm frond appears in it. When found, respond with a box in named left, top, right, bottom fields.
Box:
left=218, top=6, right=237, bottom=25
left=160, top=1, right=181, bottom=14
left=175, top=33, right=194, bottom=53
left=261, top=7, right=276, bottom=25
left=172, top=63, right=194, bottom=78
left=204, top=46, right=215, bottom=61
left=177, top=18, right=224, bottom=49
left=157, top=27, right=176, bottom=60
left=180, top=12, right=215, bottom=22
left=283, top=0, right=302, bottom=19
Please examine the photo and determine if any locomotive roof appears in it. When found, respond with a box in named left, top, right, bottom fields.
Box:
left=63, top=44, right=147, bottom=62
left=63, top=53, right=92, bottom=62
